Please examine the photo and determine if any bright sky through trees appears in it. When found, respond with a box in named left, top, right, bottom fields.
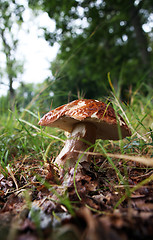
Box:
left=0, top=1, right=59, bottom=96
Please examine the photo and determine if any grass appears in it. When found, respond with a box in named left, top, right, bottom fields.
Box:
left=0, top=86, right=153, bottom=215
left=0, top=87, right=153, bottom=240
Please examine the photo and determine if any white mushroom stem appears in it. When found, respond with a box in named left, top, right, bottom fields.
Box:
left=54, top=122, right=97, bottom=175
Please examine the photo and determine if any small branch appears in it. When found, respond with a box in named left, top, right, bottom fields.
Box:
left=6, top=165, right=19, bottom=190
left=74, top=150, right=153, bottom=167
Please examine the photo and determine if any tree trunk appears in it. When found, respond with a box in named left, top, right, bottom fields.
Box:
left=1, top=29, right=16, bottom=110
left=9, top=76, right=15, bottom=111
left=128, top=0, right=151, bottom=66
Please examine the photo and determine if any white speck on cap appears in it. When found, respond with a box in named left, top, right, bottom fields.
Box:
left=91, top=112, right=99, bottom=119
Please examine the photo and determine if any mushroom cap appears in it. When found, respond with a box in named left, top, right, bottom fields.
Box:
left=38, top=99, right=131, bottom=140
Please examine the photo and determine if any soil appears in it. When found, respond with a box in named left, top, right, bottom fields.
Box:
left=0, top=155, right=153, bottom=240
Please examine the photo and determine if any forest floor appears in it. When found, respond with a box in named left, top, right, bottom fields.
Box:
left=0, top=91, right=153, bottom=240
left=0, top=149, right=153, bottom=240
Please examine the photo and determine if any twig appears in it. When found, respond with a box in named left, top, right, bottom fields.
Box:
left=74, top=150, right=153, bottom=166
left=6, top=165, right=19, bottom=190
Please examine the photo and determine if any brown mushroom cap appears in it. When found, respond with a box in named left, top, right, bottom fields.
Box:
left=38, top=99, right=131, bottom=140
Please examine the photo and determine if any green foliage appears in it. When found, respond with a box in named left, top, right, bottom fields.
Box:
left=29, top=0, right=153, bottom=105
left=0, top=105, right=62, bottom=169
left=15, top=83, right=38, bottom=110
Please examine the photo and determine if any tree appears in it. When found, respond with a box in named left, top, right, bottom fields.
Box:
left=0, top=1, right=24, bottom=110
left=29, top=0, right=153, bottom=105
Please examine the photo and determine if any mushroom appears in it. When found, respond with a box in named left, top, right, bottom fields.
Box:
left=38, top=99, right=131, bottom=178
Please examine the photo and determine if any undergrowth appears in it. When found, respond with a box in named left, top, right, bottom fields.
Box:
left=0, top=86, right=153, bottom=214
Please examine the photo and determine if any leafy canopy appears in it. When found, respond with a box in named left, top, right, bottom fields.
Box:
left=29, top=0, right=153, bottom=105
